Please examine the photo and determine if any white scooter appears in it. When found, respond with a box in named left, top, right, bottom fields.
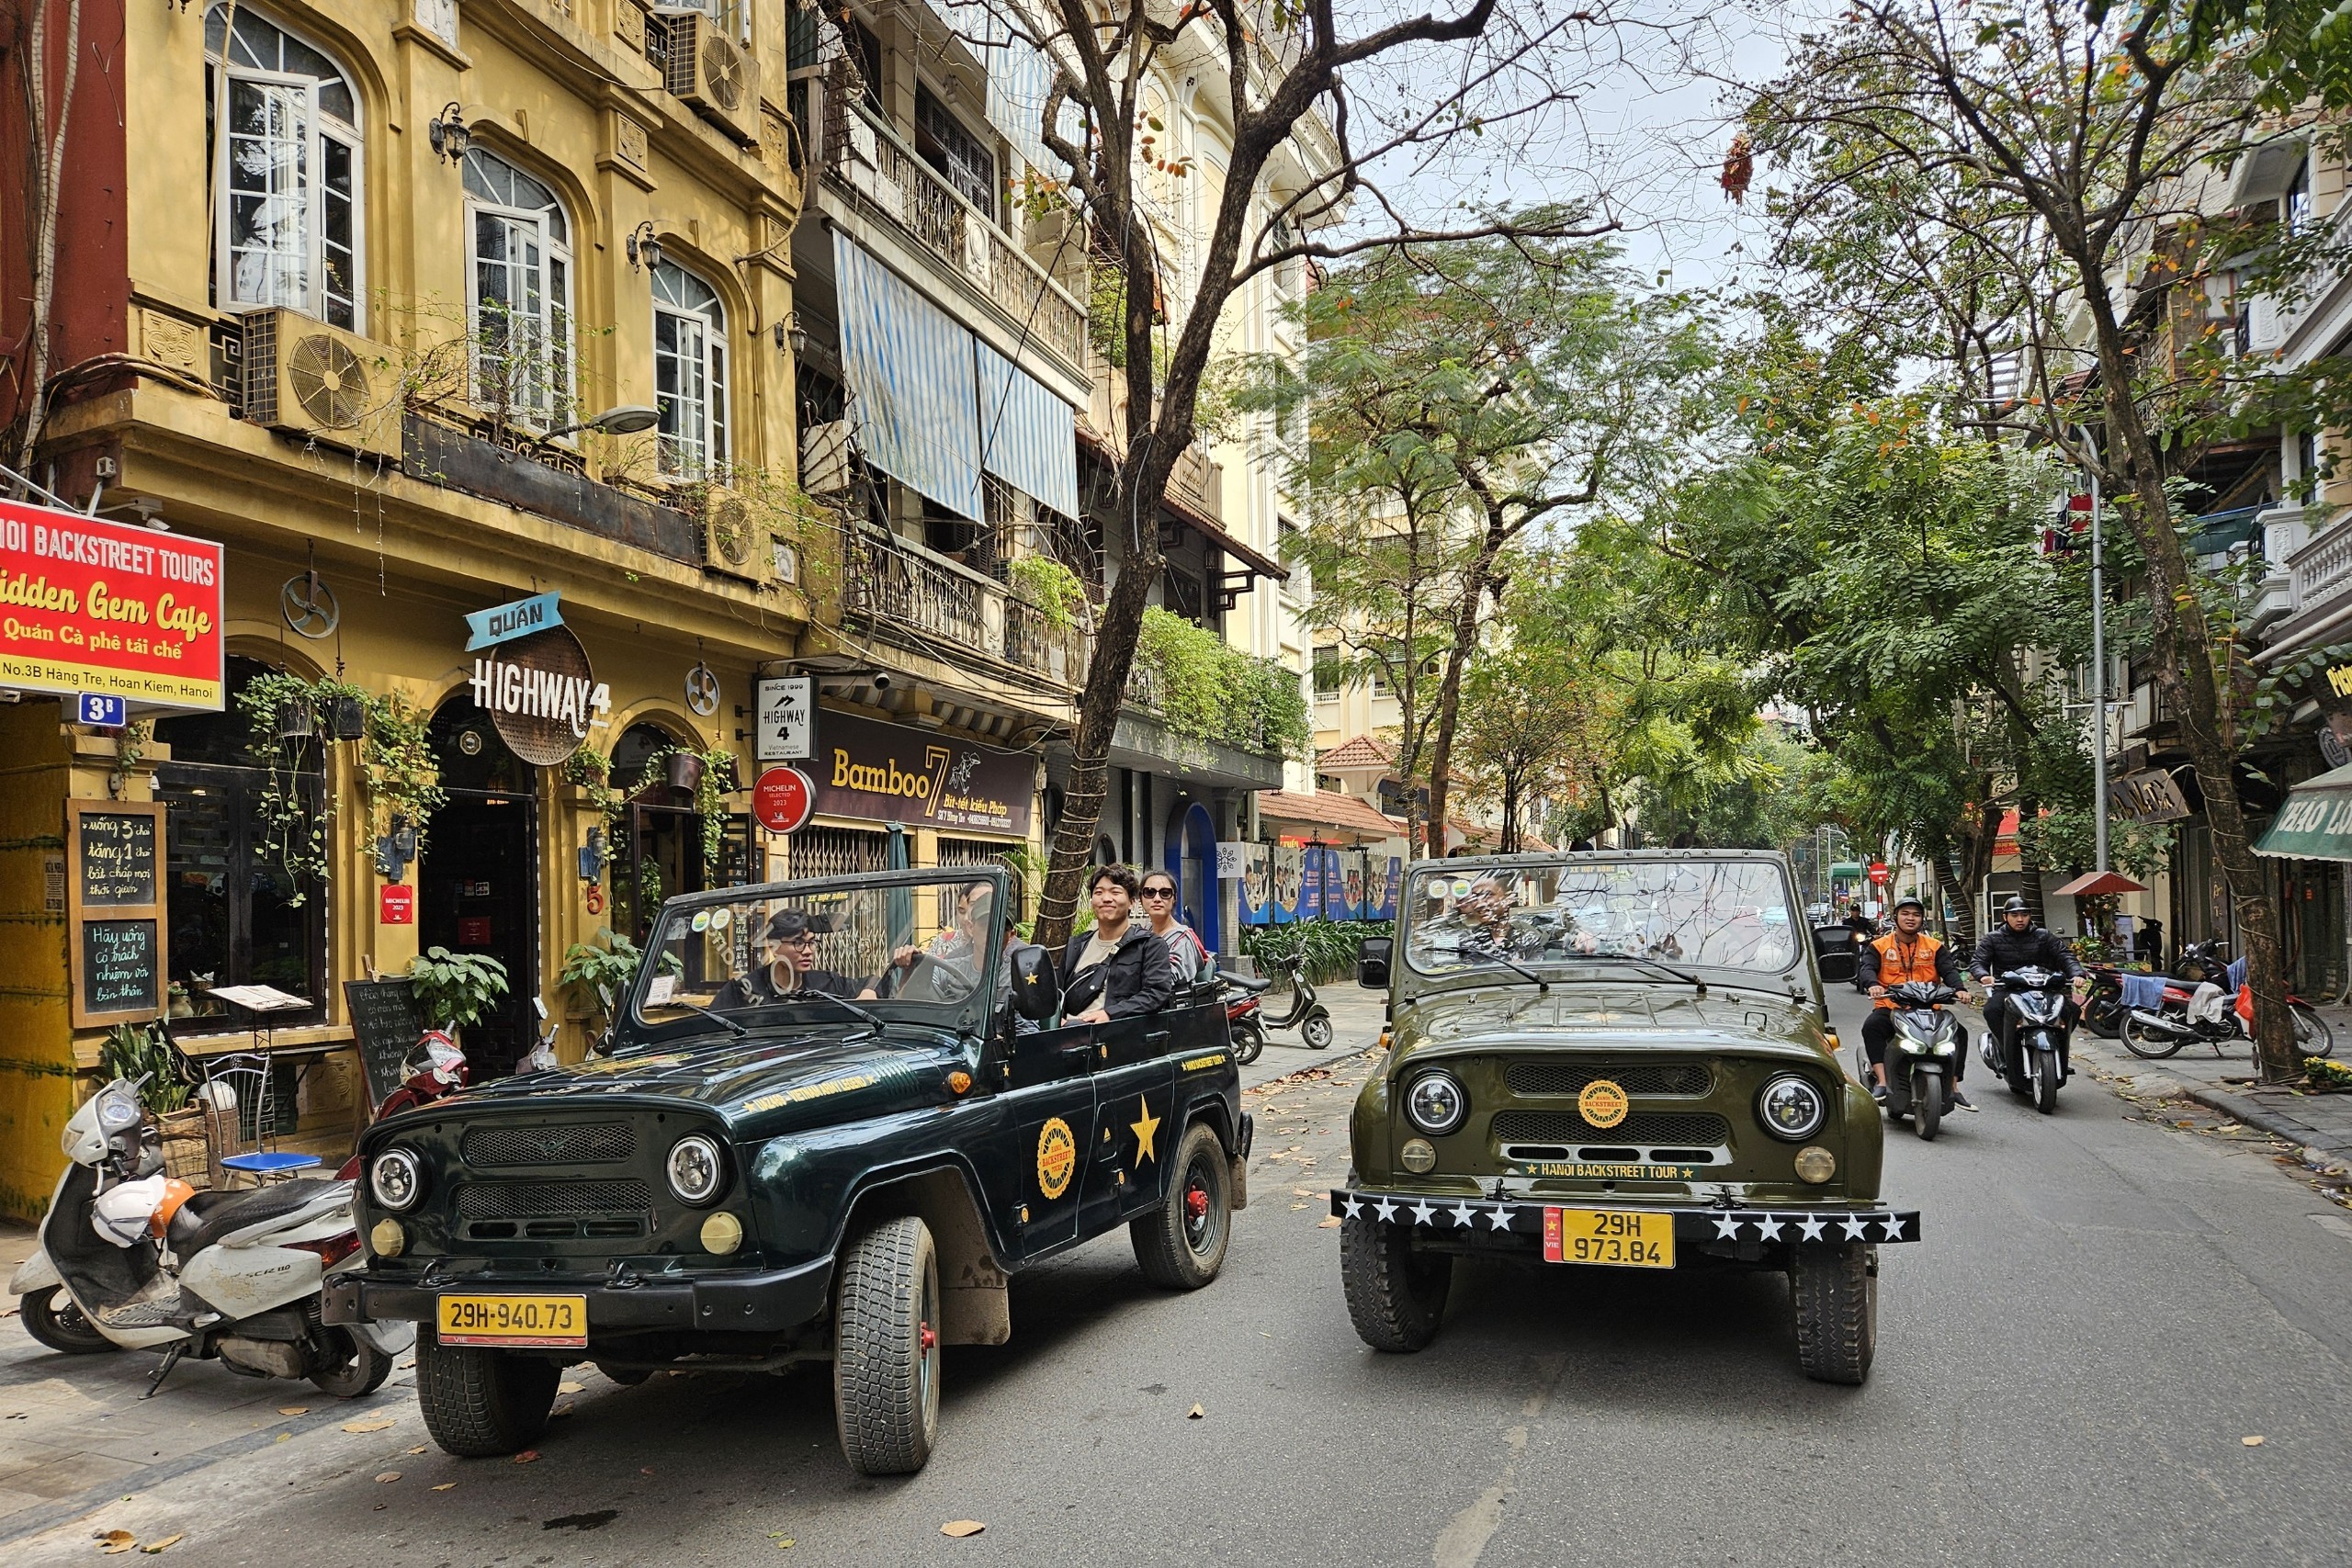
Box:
left=7, top=1077, right=412, bottom=1397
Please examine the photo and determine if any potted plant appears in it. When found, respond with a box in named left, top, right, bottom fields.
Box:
left=329, top=694, right=368, bottom=741
left=666, top=750, right=707, bottom=796
left=275, top=695, right=313, bottom=739
left=407, top=946, right=512, bottom=1045
left=559, top=928, right=681, bottom=1048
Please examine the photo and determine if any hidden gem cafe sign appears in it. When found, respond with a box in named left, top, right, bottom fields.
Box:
left=0, top=497, right=225, bottom=711
left=464, top=592, right=609, bottom=766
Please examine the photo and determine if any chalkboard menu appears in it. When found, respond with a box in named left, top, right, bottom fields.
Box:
left=67, top=801, right=166, bottom=1028
left=82, top=919, right=159, bottom=1015
left=345, top=978, right=428, bottom=1111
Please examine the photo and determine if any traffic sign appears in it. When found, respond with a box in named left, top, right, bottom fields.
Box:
left=752, top=766, right=815, bottom=834
left=75, top=694, right=127, bottom=727
left=1868, top=862, right=1890, bottom=884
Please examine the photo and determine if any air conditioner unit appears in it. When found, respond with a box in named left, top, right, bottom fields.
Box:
left=799, top=420, right=852, bottom=497
left=702, top=484, right=772, bottom=583
left=240, top=309, right=401, bottom=463
left=656, top=7, right=762, bottom=147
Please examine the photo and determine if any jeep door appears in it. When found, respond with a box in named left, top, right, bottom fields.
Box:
left=1078, top=1012, right=1182, bottom=1236
left=978, top=1022, right=1099, bottom=1257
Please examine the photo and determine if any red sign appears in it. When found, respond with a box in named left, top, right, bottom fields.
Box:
left=1869, top=862, right=1890, bottom=884
left=378, top=884, right=415, bottom=925
left=457, top=916, right=492, bottom=945
left=0, top=498, right=225, bottom=710
left=753, top=766, right=815, bottom=834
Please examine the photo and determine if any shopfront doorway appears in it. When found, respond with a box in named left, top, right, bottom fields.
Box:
left=420, top=696, right=540, bottom=1077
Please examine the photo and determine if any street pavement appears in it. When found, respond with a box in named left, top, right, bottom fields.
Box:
left=7, top=977, right=2352, bottom=1565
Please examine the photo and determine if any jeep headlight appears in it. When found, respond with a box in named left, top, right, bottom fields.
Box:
left=665, top=1134, right=726, bottom=1205
left=1404, top=1071, right=1467, bottom=1135
left=370, top=1147, right=425, bottom=1212
left=1757, top=1075, right=1828, bottom=1142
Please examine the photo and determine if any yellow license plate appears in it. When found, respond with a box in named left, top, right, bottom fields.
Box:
left=436, top=1293, right=589, bottom=1348
left=1543, top=1207, right=1675, bottom=1269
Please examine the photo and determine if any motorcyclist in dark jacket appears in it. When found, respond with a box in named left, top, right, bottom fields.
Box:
left=1969, top=897, right=2086, bottom=1073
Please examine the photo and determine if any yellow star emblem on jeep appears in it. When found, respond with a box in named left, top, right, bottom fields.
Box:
left=1578, top=1079, right=1630, bottom=1130
left=1130, top=1098, right=1162, bottom=1165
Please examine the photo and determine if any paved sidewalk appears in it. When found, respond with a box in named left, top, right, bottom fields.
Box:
left=2074, top=1023, right=2352, bottom=1174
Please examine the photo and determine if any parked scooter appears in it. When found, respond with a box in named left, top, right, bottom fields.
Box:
left=1874, top=980, right=1963, bottom=1141
left=336, top=1031, right=470, bottom=1179
left=1223, top=974, right=1272, bottom=1066
left=1983, top=966, right=2074, bottom=1114
left=1260, top=952, right=1335, bottom=1050
left=2119, top=979, right=2335, bottom=1061
left=9, top=1077, right=412, bottom=1396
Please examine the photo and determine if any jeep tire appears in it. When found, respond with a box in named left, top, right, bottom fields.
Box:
left=415, top=1331, right=561, bottom=1456
left=833, top=1214, right=942, bottom=1476
left=1791, top=1244, right=1876, bottom=1384
left=1132, top=1122, right=1232, bottom=1289
left=1340, top=1212, right=1452, bottom=1352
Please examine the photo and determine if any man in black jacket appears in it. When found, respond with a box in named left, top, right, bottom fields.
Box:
left=1060, top=864, right=1176, bottom=1023
left=1969, top=897, right=2086, bottom=1073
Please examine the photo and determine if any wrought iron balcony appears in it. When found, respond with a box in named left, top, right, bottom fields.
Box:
left=839, top=525, right=1088, bottom=689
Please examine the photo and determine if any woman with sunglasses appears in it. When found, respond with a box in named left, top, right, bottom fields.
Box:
left=1139, top=872, right=1209, bottom=985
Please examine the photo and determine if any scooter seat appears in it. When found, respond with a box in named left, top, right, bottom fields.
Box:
left=1223, top=974, right=1273, bottom=996
left=168, top=1178, right=343, bottom=1258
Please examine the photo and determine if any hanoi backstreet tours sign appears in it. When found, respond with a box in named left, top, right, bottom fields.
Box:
left=811, top=709, right=1033, bottom=836
left=0, top=497, right=225, bottom=711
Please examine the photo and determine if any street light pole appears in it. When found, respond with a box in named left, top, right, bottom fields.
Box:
left=2085, top=432, right=2110, bottom=876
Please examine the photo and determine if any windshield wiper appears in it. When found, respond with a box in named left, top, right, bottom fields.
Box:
left=675, top=1001, right=749, bottom=1037
left=1463, top=953, right=1549, bottom=994
left=776, top=988, right=887, bottom=1039
left=1563, top=953, right=1708, bottom=993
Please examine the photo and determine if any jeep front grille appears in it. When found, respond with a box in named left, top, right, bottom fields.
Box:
left=461, top=1122, right=638, bottom=1168
left=456, top=1179, right=651, bottom=1221
left=1503, top=1061, right=1713, bottom=1098
left=1490, top=1110, right=1730, bottom=1146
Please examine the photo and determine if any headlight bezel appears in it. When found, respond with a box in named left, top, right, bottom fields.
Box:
left=1756, top=1074, right=1830, bottom=1143
left=665, top=1133, right=729, bottom=1206
left=1403, top=1070, right=1468, bottom=1136
left=369, top=1147, right=425, bottom=1212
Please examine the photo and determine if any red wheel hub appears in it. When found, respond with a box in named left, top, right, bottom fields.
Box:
left=920, top=1322, right=937, bottom=1350
left=1185, top=1186, right=1210, bottom=1219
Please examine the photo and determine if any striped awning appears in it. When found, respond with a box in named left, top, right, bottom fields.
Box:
left=975, top=338, right=1078, bottom=519
left=832, top=231, right=983, bottom=518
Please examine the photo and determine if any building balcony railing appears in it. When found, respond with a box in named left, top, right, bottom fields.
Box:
left=1081, top=342, right=1223, bottom=521
left=840, top=525, right=1087, bottom=688
left=824, top=80, right=1088, bottom=369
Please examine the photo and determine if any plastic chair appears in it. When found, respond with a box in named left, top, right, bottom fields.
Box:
left=198, top=1053, right=322, bottom=1186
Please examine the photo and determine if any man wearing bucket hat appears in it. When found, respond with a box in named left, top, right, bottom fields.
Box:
left=1858, top=894, right=1975, bottom=1110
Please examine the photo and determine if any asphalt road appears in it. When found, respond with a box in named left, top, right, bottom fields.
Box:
left=9, top=981, right=2352, bottom=1567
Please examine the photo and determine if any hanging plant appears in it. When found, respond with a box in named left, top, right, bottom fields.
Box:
left=237, top=673, right=340, bottom=903
left=359, top=692, right=446, bottom=857
left=563, top=745, right=627, bottom=829
left=649, top=743, right=739, bottom=867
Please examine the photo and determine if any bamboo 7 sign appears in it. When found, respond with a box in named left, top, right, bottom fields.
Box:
left=0, top=498, right=225, bottom=711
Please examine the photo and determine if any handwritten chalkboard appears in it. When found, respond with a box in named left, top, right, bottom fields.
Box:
left=82, top=919, right=160, bottom=1016
left=345, top=978, right=427, bottom=1110
left=68, top=801, right=166, bottom=1027
left=77, top=810, right=158, bottom=906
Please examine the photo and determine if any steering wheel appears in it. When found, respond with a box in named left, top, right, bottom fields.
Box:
left=873, top=951, right=972, bottom=1001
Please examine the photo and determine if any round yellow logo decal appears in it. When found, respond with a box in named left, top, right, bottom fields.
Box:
left=1036, top=1117, right=1078, bottom=1200
left=1578, top=1079, right=1630, bottom=1130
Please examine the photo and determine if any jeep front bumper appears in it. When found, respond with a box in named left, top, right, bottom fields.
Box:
left=1329, top=1188, right=1920, bottom=1253
left=322, top=1256, right=835, bottom=1337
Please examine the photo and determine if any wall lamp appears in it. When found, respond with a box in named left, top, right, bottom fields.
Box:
left=628, top=220, right=664, bottom=274
left=428, top=103, right=470, bottom=164
left=541, top=404, right=662, bottom=441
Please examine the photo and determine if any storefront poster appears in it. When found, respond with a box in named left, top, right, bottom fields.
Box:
left=810, top=708, right=1033, bottom=835
left=0, top=498, right=224, bottom=710
left=1269, top=845, right=1303, bottom=924
left=1375, top=856, right=1402, bottom=920
left=1224, top=842, right=1272, bottom=925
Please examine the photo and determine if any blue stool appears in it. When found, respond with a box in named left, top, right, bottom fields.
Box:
left=219, top=1150, right=322, bottom=1180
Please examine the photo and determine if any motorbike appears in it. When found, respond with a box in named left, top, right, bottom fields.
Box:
left=1260, top=951, right=1335, bottom=1050
left=1873, top=981, right=1963, bottom=1141
left=1982, top=966, right=2074, bottom=1114
left=8, top=1076, right=412, bottom=1397
left=1223, top=973, right=1273, bottom=1066
left=2118, top=981, right=2335, bottom=1061
left=336, top=1031, right=470, bottom=1179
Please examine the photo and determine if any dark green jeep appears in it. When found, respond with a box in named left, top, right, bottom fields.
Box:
left=1332, top=851, right=1916, bottom=1382
left=326, top=868, right=1249, bottom=1473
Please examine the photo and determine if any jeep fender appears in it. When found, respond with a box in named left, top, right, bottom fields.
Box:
left=836, top=1163, right=1011, bottom=1346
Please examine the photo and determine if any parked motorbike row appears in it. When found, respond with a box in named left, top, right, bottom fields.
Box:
left=2079, top=939, right=2337, bottom=1062
left=1862, top=965, right=2079, bottom=1141
left=6, top=1032, right=476, bottom=1394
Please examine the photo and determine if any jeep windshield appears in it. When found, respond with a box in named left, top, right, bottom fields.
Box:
left=628, top=870, right=1005, bottom=1041
left=1404, top=857, right=1800, bottom=980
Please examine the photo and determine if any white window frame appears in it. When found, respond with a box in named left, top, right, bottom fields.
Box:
left=651, top=260, right=729, bottom=479
left=206, top=6, right=364, bottom=331
left=462, top=149, right=575, bottom=432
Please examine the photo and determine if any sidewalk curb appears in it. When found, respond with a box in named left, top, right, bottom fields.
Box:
left=2095, top=1044, right=2352, bottom=1161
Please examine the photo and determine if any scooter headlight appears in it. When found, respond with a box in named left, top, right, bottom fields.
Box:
left=1757, top=1075, right=1828, bottom=1142
left=369, top=1148, right=425, bottom=1212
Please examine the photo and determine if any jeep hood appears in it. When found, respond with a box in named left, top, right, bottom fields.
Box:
left=1393, top=984, right=1828, bottom=1062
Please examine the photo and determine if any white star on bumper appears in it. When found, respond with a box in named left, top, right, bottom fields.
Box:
left=1880, top=1214, right=1908, bottom=1241
left=1342, top=1195, right=1364, bottom=1219
left=1755, top=1215, right=1786, bottom=1241
left=1713, top=1214, right=1744, bottom=1240
left=1486, top=1207, right=1515, bottom=1231
left=1453, top=1203, right=1477, bottom=1227
left=1840, top=1215, right=1871, bottom=1240
left=1798, top=1216, right=1827, bottom=1242
left=1411, top=1201, right=1437, bottom=1225
left=1374, top=1199, right=1398, bottom=1223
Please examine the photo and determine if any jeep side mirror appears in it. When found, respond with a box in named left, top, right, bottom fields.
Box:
left=1008, top=943, right=1063, bottom=1023
left=1811, top=926, right=1858, bottom=985
left=1357, top=936, right=1393, bottom=988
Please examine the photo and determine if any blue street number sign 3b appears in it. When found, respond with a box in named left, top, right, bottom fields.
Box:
left=76, top=694, right=127, bottom=728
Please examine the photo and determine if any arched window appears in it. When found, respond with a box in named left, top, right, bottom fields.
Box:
left=205, top=5, right=363, bottom=329
left=651, top=261, right=729, bottom=477
left=462, top=148, right=574, bottom=428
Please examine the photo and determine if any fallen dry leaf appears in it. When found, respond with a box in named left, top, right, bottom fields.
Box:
left=551, top=1402, right=576, bottom=1417
left=1292, top=1188, right=1311, bottom=1197
left=341, top=1418, right=395, bottom=1434
left=1317, top=1216, right=1342, bottom=1228
left=941, top=1520, right=987, bottom=1538
left=2244, top=1435, right=2266, bottom=1447
left=1188, top=1404, right=1204, bottom=1419
left=432, top=1483, right=457, bottom=1492
left=406, top=1445, right=427, bottom=1455
left=277, top=1406, right=309, bottom=1416
left=98, top=1529, right=138, bottom=1554
left=514, top=1450, right=541, bottom=1464
left=273, top=1434, right=291, bottom=1444
left=140, top=1535, right=185, bottom=1555
left=559, top=1381, right=584, bottom=1393
left=374, top=1472, right=401, bottom=1483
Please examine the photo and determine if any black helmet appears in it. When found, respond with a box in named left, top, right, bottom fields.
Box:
left=1999, top=897, right=2030, bottom=916
left=1891, top=895, right=1926, bottom=914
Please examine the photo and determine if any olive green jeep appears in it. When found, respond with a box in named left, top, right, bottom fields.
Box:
left=1331, top=851, right=1917, bottom=1383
